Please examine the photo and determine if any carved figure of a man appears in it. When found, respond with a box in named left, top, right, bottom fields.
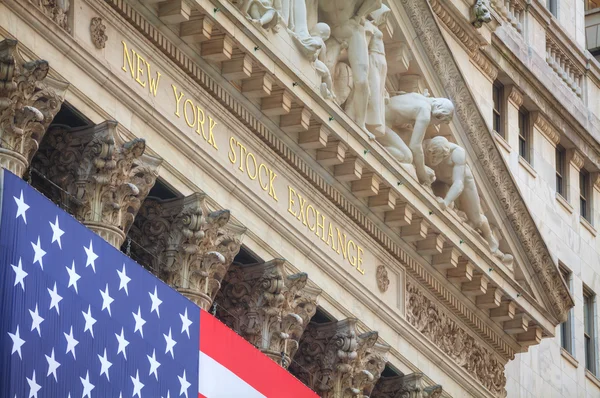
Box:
left=423, top=136, right=513, bottom=267
left=309, top=23, right=335, bottom=100
left=243, top=0, right=282, bottom=31
left=318, top=0, right=383, bottom=131
left=374, top=92, right=454, bottom=185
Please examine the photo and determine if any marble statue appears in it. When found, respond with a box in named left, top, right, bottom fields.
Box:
left=281, top=0, right=323, bottom=60
left=244, top=0, right=282, bottom=31
left=365, top=5, right=391, bottom=136
left=374, top=91, right=454, bottom=185
left=309, top=23, right=335, bottom=100
left=318, top=0, right=383, bottom=131
left=423, top=136, right=513, bottom=268
left=472, top=0, right=491, bottom=28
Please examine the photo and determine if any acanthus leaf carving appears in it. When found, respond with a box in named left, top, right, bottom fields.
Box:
left=371, top=372, right=443, bottom=398
left=376, top=265, right=389, bottom=293
left=0, top=39, right=67, bottom=177
left=90, top=17, right=108, bottom=49
left=290, top=318, right=388, bottom=397
left=215, top=258, right=321, bottom=368
left=32, top=121, right=161, bottom=248
left=128, top=193, right=245, bottom=309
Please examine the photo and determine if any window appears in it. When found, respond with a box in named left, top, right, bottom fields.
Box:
left=580, top=169, right=591, bottom=222
left=548, top=0, right=558, bottom=16
left=586, top=0, right=600, bottom=11
left=584, top=286, right=597, bottom=375
left=556, top=145, right=566, bottom=197
left=559, top=264, right=573, bottom=354
left=518, top=108, right=530, bottom=162
left=492, top=82, right=504, bottom=137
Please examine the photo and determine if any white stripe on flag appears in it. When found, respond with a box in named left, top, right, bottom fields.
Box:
left=199, top=351, right=266, bottom=398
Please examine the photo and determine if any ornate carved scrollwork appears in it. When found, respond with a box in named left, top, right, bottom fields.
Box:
left=32, top=121, right=161, bottom=247
left=406, top=282, right=506, bottom=395
left=128, top=193, right=245, bottom=309
left=90, top=17, right=108, bottom=49
left=0, top=39, right=67, bottom=177
left=376, top=265, right=389, bottom=293
left=371, top=372, right=443, bottom=398
left=290, top=318, right=389, bottom=397
left=215, top=259, right=321, bottom=367
left=30, top=0, right=70, bottom=32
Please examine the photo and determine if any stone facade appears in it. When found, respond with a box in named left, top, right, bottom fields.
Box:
left=1, top=0, right=597, bottom=396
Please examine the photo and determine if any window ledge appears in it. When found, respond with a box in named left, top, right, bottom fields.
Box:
left=580, top=217, right=597, bottom=237
left=561, top=348, right=578, bottom=368
left=586, top=369, right=600, bottom=389
left=493, top=131, right=511, bottom=153
left=556, top=193, right=573, bottom=214
left=519, top=156, right=537, bottom=178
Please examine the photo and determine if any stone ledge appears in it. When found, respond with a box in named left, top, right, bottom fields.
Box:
left=493, top=131, right=511, bottom=154
left=580, top=217, right=597, bottom=237
left=555, top=193, right=573, bottom=215
left=560, top=347, right=578, bottom=368
left=586, top=369, right=600, bottom=389
left=518, top=156, right=537, bottom=179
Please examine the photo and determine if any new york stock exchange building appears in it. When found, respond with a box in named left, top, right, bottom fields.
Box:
left=3, top=0, right=600, bottom=396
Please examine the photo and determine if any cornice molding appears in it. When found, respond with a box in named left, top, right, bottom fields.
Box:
left=400, top=0, right=572, bottom=323
left=532, top=112, right=561, bottom=146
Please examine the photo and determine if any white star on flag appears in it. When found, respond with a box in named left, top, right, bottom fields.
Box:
left=100, top=284, right=114, bottom=316
left=163, top=327, right=177, bottom=359
left=45, top=348, right=60, bottom=382
left=180, top=308, right=192, bottom=338
left=147, top=349, right=161, bottom=380
left=64, top=326, right=79, bottom=359
left=82, top=305, right=96, bottom=338
left=8, top=325, right=25, bottom=359
left=13, top=190, right=29, bottom=224
left=98, top=347, right=112, bottom=381
left=11, top=257, right=27, bottom=291
left=26, top=369, right=41, bottom=398
left=117, top=263, right=131, bottom=295
left=131, top=370, right=144, bottom=398
left=178, top=370, right=191, bottom=398
left=30, top=236, right=46, bottom=270
left=80, top=370, right=95, bottom=398
left=29, top=304, right=44, bottom=337
left=66, top=260, right=81, bottom=293
left=47, top=283, right=63, bottom=315
left=49, top=215, right=64, bottom=249
left=132, top=306, right=146, bottom=338
left=115, top=328, right=129, bottom=360
left=149, top=286, right=162, bottom=318
left=84, top=240, right=99, bottom=273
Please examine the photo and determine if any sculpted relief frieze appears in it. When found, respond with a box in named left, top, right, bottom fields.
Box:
left=406, top=281, right=507, bottom=396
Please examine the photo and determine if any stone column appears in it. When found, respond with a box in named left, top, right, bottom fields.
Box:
left=371, top=372, right=443, bottom=398
left=215, top=259, right=321, bottom=368
left=289, top=318, right=389, bottom=397
left=128, top=193, right=245, bottom=310
left=0, top=39, right=67, bottom=177
left=32, top=121, right=161, bottom=247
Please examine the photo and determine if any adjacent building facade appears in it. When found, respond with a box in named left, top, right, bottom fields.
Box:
left=1, top=0, right=598, bottom=397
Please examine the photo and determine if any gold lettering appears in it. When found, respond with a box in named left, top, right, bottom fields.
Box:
left=326, top=223, right=335, bottom=250
left=172, top=85, right=184, bottom=118
left=135, top=52, right=147, bottom=88
left=259, top=164, right=269, bottom=191
left=347, top=240, right=357, bottom=267
left=316, top=211, right=326, bottom=241
left=288, top=186, right=298, bottom=217
left=306, top=205, right=316, bottom=231
left=208, top=117, right=218, bottom=149
left=146, top=64, right=161, bottom=96
left=297, top=194, right=307, bottom=223
left=336, top=228, right=347, bottom=259
left=184, top=99, right=196, bottom=128
left=228, top=137, right=237, bottom=164
left=246, top=153, right=258, bottom=180
left=197, top=107, right=206, bottom=138
left=236, top=142, right=247, bottom=172
left=357, top=247, right=365, bottom=274
left=268, top=170, right=278, bottom=201
left=122, top=41, right=135, bottom=79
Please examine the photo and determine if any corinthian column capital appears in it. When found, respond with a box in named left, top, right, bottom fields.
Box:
left=0, top=39, right=68, bottom=176
left=32, top=121, right=161, bottom=247
left=371, top=372, right=443, bottom=398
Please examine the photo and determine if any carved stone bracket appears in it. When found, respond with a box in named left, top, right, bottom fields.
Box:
left=290, top=318, right=388, bottom=397
left=32, top=121, right=161, bottom=247
left=0, top=39, right=67, bottom=177
left=215, top=258, right=321, bottom=368
left=532, top=112, right=560, bottom=146
left=90, top=17, right=108, bottom=49
left=371, top=372, right=443, bottom=398
left=128, top=192, right=245, bottom=309
left=567, top=148, right=585, bottom=170
left=406, top=282, right=506, bottom=396
left=30, top=0, right=70, bottom=32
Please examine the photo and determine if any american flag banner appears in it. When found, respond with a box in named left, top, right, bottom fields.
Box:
left=0, top=170, right=318, bottom=398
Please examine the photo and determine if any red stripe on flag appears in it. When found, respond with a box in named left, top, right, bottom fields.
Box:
left=198, top=394, right=207, bottom=398
left=199, top=310, right=318, bottom=398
